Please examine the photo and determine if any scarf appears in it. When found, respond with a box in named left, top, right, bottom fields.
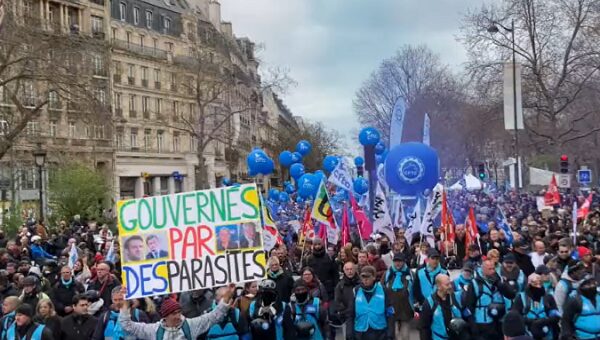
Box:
left=267, top=269, right=283, bottom=280
left=386, top=265, right=407, bottom=291
left=61, top=278, right=73, bottom=288
left=104, top=311, right=125, bottom=339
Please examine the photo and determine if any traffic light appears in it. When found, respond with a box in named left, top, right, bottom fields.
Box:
left=478, top=163, right=486, bottom=180
left=560, top=154, right=569, bottom=174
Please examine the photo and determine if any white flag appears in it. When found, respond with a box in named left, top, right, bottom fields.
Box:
left=423, top=113, right=431, bottom=145
left=389, top=98, right=406, bottom=148
left=372, top=183, right=395, bottom=242
left=573, top=200, right=578, bottom=245
left=405, top=198, right=422, bottom=245
left=419, top=193, right=440, bottom=248
left=430, top=183, right=444, bottom=219
left=328, top=160, right=353, bottom=192
left=68, top=243, right=78, bottom=269
left=377, top=163, right=387, bottom=192
left=105, top=240, right=116, bottom=263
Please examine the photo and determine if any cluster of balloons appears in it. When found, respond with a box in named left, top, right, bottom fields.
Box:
left=246, top=148, right=275, bottom=176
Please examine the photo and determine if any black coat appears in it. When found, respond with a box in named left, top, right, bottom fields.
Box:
left=267, top=270, right=294, bottom=303
left=334, top=275, right=359, bottom=320
left=7, top=322, right=53, bottom=340
left=301, top=251, right=338, bottom=297
left=513, top=251, right=535, bottom=277
left=50, top=281, right=85, bottom=316
left=34, top=315, right=62, bottom=340
left=60, top=313, right=97, bottom=340
left=86, top=275, right=119, bottom=310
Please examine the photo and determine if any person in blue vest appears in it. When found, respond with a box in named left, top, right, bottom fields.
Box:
left=382, top=253, right=413, bottom=340
left=453, top=263, right=474, bottom=303
left=463, top=259, right=516, bottom=340
left=119, top=285, right=235, bottom=340
left=92, top=285, right=149, bottom=340
left=5, top=304, right=53, bottom=340
left=555, top=262, right=587, bottom=315
left=248, top=279, right=295, bottom=340
left=414, top=249, right=448, bottom=306
left=0, top=296, right=20, bottom=339
left=205, top=286, right=248, bottom=340
left=560, top=277, right=600, bottom=340
left=351, top=265, right=394, bottom=340
left=290, top=280, right=326, bottom=340
left=535, top=265, right=555, bottom=296
left=500, top=253, right=526, bottom=311
left=511, top=273, right=559, bottom=340
left=419, top=274, right=469, bottom=340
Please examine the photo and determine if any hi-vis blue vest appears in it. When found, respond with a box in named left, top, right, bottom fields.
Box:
left=207, top=308, right=241, bottom=340
left=293, top=298, right=323, bottom=340
left=6, top=323, right=44, bottom=340
left=248, top=301, right=286, bottom=340
left=518, top=293, right=555, bottom=340
left=1, top=311, right=15, bottom=339
left=417, top=265, right=447, bottom=300
left=471, top=279, right=505, bottom=324
left=354, top=283, right=388, bottom=332
left=574, top=294, right=600, bottom=339
left=453, top=275, right=471, bottom=304
left=104, top=309, right=139, bottom=340
left=426, top=294, right=462, bottom=340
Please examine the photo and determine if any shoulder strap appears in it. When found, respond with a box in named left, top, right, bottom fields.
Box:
left=523, top=294, right=531, bottom=315
left=181, top=319, right=192, bottom=340
left=156, top=325, right=164, bottom=340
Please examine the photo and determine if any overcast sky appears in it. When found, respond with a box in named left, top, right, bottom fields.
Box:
left=221, top=0, right=482, bottom=147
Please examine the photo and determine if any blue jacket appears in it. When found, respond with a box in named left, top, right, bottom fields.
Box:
left=31, top=244, right=54, bottom=260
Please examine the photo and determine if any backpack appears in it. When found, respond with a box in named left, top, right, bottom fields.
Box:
left=520, top=294, right=553, bottom=317
left=156, top=319, right=191, bottom=340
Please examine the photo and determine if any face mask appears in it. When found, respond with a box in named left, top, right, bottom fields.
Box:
left=295, top=292, right=308, bottom=303
left=529, top=286, right=545, bottom=300
left=262, top=291, right=276, bottom=305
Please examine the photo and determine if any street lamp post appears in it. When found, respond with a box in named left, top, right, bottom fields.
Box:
left=488, top=19, right=521, bottom=190
left=33, top=143, right=46, bottom=223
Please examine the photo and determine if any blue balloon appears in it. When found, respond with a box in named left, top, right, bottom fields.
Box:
left=322, top=155, right=340, bottom=172
left=297, top=173, right=319, bottom=199
left=385, top=142, right=440, bottom=196
left=354, top=156, right=365, bottom=167
left=315, top=170, right=326, bottom=184
left=295, top=140, right=312, bottom=156
left=292, top=152, right=303, bottom=164
left=375, top=141, right=386, bottom=155
left=285, top=184, right=295, bottom=194
left=268, top=188, right=280, bottom=201
left=279, top=150, right=294, bottom=168
left=353, top=177, right=369, bottom=195
left=358, top=127, right=380, bottom=146
left=296, top=196, right=305, bottom=204
left=290, top=163, right=305, bottom=179
left=246, top=149, right=274, bottom=176
left=279, top=192, right=290, bottom=203
left=222, top=178, right=231, bottom=186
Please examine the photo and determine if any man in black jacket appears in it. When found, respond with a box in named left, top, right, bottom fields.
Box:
left=301, top=238, right=338, bottom=299
left=50, top=266, right=84, bottom=317
left=60, top=294, right=98, bottom=340
left=86, top=262, right=119, bottom=311
left=334, top=261, right=359, bottom=338
left=512, top=239, right=535, bottom=277
left=5, top=304, right=53, bottom=340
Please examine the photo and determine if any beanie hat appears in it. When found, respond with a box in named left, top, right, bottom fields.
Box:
left=579, top=246, right=592, bottom=258
left=502, top=311, right=527, bottom=337
left=15, top=304, right=34, bottom=318
left=160, top=298, right=181, bottom=318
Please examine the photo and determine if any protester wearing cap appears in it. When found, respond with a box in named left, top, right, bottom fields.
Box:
left=60, top=293, right=97, bottom=340
left=351, top=265, right=394, bottom=340
left=414, top=249, right=448, bottom=305
left=579, top=246, right=600, bottom=282
left=502, top=311, right=533, bottom=340
left=555, top=261, right=587, bottom=314
left=248, top=279, right=295, bottom=340
left=382, top=252, right=413, bottom=339
left=5, top=303, right=53, bottom=340
left=535, top=265, right=556, bottom=296
left=511, top=238, right=536, bottom=277
left=501, top=253, right=526, bottom=294
left=19, top=276, right=49, bottom=312
left=453, top=263, right=474, bottom=302
left=119, top=285, right=236, bottom=340
left=290, top=278, right=326, bottom=340
left=511, top=273, right=560, bottom=340
left=29, top=236, right=55, bottom=263
left=560, top=278, right=600, bottom=340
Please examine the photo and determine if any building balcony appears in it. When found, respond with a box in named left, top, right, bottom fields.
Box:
left=127, top=77, right=135, bottom=85
left=113, top=74, right=122, bottom=83
left=113, top=40, right=168, bottom=60
left=90, top=0, right=104, bottom=5
left=115, top=108, right=123, bottom=117
left=92, top=31, right=105, bottom=39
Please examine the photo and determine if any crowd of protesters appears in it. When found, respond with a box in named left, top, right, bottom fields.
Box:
left=0, top=188, right=599, bottom=339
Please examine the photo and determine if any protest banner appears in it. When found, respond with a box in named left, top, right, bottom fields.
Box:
left=117, top=183, right=267, bottom=299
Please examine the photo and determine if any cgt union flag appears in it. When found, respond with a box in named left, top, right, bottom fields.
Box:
left=544, top=175, right=560, bottom=206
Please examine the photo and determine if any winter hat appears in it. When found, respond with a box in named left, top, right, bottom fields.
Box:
left=502, top=311, right=527, bottom=337
left=160, top=298, right=181, bottom=318
left=15, top=304, right=34, bottom=318
left=578, top=246, right=592, bottom=258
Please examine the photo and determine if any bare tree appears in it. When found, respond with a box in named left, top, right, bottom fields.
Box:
left=460, top=0, right=600, bottom=154
left=0, top=0, right=110, bottom=159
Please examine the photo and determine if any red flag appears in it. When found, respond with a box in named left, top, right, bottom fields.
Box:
left=441, top=191, right=455, bottom=242
left=350, top=194, right=372, bottom=239
left=544, top=175, right=561, bottom=206
left=578, top=193, right=593, bottom=219
left=341, top=203, right=350, bottom=246
left=300, top=206, right=314, bottom=244
left=465, top=207, right=478, bottom=247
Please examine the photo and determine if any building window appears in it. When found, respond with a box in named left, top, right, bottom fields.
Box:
left=129, top=95, right=136, bottom=117
left=173, top=101, right=178, bottom=119
left=119, top=2, right=126, bottom=21
left=130, top=128, right=138, bottom=148
left=142, top=96, right=149, bottom=117
left=133, top=7, right=139, bottom=25
left=145, top=10, right=152, bottom=28
left=126, top=31, right=131, bottom=43
left=92, top=54, right=104, bottom=76
left=114, top=92, right=122, bottom=109
left=95, top=89, right=106, bottom=105
left=116, top=130, right=124, bottom=149
left=190, top=134, right=197, bottom=152
left=95, top=125, right=105, bottom=139
left=141, top=67, right=148, bottom=81
left=128, top=63, right=135, bottom=77
left=49, top=121, right=57, bottom=137
left=68, top=121, right=76, bottom=137
left=26, top=121, right=38, bottom=136
left=22, top=0, right=32, bottom=16
left=157, top=130, right=164, bottom=152
left=165, top=42, right=173, bottom=52
left=85, top=126, right=92, bottom=139
left=48, top=90, right=59, bottom=105
left=91, top=16, right=103, bottom=33
left=20, top=168, right=37, bottom=190
left=139, top=34, right=144, bottom=47
left=153, top=38, right=158, bottom=50
left=163, top=17, right=171, bottom=33
left=173, top=132, right=180, bottom=152
left=154, top=69, right=160, bottom=82
left=156, top=98, right=161, bottom=115
left=144, top=129, right=152, bottom=150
